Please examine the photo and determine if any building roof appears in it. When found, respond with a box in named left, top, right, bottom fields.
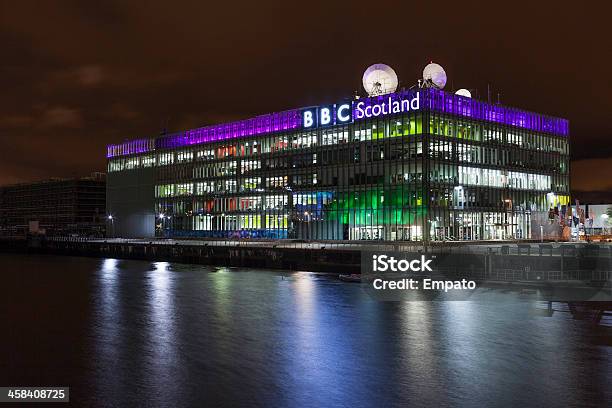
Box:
left=0, top=173, right=106, bottom=190
left=107, top=88, right=569, bottom=159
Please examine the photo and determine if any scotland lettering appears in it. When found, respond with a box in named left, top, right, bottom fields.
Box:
left=355, top=92, right=420, bottom=119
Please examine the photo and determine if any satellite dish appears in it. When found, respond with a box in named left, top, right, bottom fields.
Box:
left=423, top=62, right=447, bottom=89
left=455, top=88, right=472, bottom=98
left=362, top=63, right=398, bottom=96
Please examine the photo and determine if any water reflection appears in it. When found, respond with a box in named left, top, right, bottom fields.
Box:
left=81, top=258, right=612, bottom=407
left=146, top=261, right=185, bottom=406
left=396, top=302, right=442, bottom=405
left=99, top=258, right=119, bottom=313
left=292, top=274, right=317, bottom=348
left=91, top=258, right=122, bottom=402
left=211, top=267, right=233, bottom=321
left=148, top=261, right=174, bottom=342
left=147, top=261, right=177, bottom=360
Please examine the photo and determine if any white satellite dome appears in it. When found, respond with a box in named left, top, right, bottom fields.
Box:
left=362, top=63, right=398, bottom=96
left=423, top=62, right=447, bottom=89
left=455, top=88, right=472, bottom=98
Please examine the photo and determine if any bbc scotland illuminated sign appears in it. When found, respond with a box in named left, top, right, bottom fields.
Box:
left=302, top=92, right=420, bottom=129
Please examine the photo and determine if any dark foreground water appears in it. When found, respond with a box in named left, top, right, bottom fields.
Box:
left=0, top=254, right=610, bottom=408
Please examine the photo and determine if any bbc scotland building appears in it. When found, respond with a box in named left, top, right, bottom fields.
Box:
left=106, top=73, right=570, bottom=242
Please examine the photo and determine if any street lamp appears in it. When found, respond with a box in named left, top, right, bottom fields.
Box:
left=304, top=211, right=310, bottom=240
left=107, top=215, right=114, bottom=238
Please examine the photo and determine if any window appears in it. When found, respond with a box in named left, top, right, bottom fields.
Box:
left=241, top=160, right=261, bottom=173
left=141, top=155, right=156, bottom=167
left=264, top=195, right=288, bottom=209
left=177, top=151, right=193, bottom=162
left=159, top=152, right=174, bottom=166
left=240, top=197, right=261, bottom=211
left=176, top=183, right=193, bottom=196
left=196, top=149, right=214, bottom=160
left=267, top=176, right=287, bottom=188
left=241, top=177, right=261, bottom=192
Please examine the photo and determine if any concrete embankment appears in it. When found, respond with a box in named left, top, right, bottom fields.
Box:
left=0, top=238, right=362, bottom=273
left=1, top=238, right=612, bottom=280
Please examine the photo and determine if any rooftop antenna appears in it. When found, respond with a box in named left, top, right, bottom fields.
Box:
left=455, top=88, right=472, bottom=98
left=161, top=117, right=170, bottom=136
left=422, top=62, right=447, bottom=89
left=497, top=92, right=501, bottom=104
left=487, top=84, right=491, bottom=103
left=362, top=63, right=398, bottom=96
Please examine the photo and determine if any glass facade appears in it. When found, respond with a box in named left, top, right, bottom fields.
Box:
left=107, top=90, right=570, bottom=241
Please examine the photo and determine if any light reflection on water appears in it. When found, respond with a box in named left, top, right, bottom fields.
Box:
left=88, top=260, right=610, bottom=407
left=0, top=254, right=609, bottom=407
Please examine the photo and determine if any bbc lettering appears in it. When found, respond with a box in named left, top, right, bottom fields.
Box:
left=302, top=103, right=352, bottom=129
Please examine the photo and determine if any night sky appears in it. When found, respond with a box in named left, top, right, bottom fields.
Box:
left=1, top=2, right=610, bottom=198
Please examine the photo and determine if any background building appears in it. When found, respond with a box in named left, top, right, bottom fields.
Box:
left=0, top=173, right=106, bottom=238
left=567, top=203, right=612, bottom=240
left=106, top=84, right=570, bottom=242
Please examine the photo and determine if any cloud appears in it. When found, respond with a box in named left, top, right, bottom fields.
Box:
left=75, top=65, right=105, bottom=86
left=40, top=106, right=83, bottom=128
left=0, top=107, right=84, bottom=130
left=0, top=114, right=34, bottom=128
left=571, top=157, right=612, bottom=192
left=43, top=65, right=106, bottom=90
left=0, top=1, right=611, bottom=187
left=107, top=102, right=140, bottom=120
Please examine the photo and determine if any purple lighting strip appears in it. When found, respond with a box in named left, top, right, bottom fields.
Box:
left=106, top=138, right=155, bottom=158
left=107, top=110, right=301, bottom=158
left=107, top=89, right=568, bottom=158
left=354, top=88, right=569, bottom=136
left=421, top=88, right=569, bottom=137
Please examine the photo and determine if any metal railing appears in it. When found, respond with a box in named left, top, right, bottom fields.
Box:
left=42, top=236, right=612, bottom=255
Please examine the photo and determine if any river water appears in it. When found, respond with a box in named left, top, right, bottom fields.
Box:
left=0, top=254, right=610, bottom=407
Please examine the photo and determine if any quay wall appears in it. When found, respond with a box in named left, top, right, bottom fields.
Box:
left=1, top=238, right=612, bottom=281
left=0, top=238, right=362, bottom=273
